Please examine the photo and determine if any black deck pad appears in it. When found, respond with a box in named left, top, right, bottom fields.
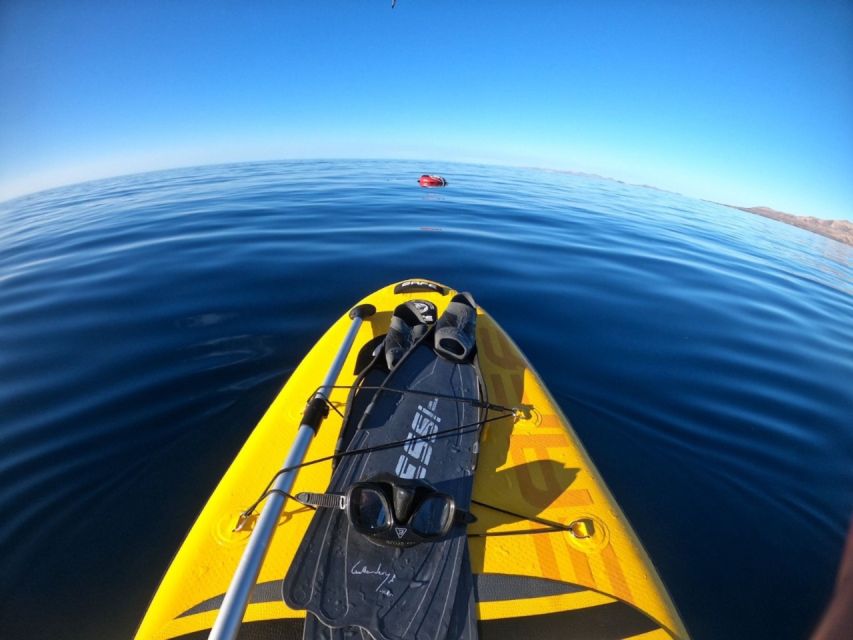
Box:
left=283, top=337, right=484, bottom=640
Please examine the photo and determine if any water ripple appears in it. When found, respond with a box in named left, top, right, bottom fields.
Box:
left=0, top=160, right=851, bottom=640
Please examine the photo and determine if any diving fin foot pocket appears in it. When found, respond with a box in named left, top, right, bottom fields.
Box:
left=383, top=300, right=437, bottom=369
left=434, top=293, right=477, bottom=363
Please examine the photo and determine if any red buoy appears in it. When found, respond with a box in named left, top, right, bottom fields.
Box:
left=419, top=174, right=447, bottom=187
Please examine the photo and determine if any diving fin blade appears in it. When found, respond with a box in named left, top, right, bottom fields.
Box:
left=283, top=339, right=484, bottom=640
left=302, top=613, right=377, bottom=640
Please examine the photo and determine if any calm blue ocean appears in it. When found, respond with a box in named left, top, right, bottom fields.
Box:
left=1, top=160, right=851, bottom=639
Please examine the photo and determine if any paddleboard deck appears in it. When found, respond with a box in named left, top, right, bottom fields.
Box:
left=135, top=280, right=688, bottom=640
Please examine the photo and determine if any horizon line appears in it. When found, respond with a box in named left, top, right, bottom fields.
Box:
left=0, top=155, right=839, bottom=222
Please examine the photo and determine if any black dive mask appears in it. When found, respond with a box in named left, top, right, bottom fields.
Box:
left=297, top=475, right=475, bottom=547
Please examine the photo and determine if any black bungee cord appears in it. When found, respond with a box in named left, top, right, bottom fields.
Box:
left=237, top=384, right=585, bottom=539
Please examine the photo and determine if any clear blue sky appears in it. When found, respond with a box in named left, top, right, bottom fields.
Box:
left=1, top=1, right=851, bottom=219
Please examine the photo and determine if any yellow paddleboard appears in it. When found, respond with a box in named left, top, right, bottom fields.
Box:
left=136, top=280, right=688, bottom=640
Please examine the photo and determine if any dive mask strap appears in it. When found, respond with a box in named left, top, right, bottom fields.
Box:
left=297, top=491, right=346, bottom=510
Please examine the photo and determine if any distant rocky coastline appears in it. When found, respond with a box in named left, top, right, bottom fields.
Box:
left=528, top=165, right=852, bottom=247
left=731, top=206, right=853, bottom=246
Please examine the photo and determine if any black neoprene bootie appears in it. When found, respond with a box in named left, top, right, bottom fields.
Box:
left=434, top=292, right=477, bottom=363
left=384, top=300, right=437, bottom=369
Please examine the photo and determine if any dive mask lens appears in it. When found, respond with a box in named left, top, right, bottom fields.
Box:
left=410, top=493, right=454, bottom=538
left=349, top=486, right=392, bottom=533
